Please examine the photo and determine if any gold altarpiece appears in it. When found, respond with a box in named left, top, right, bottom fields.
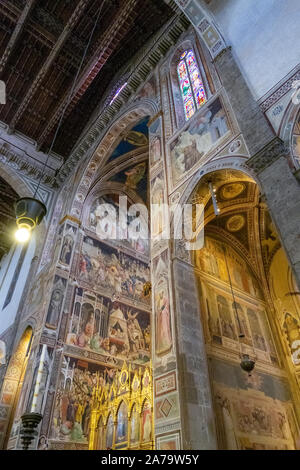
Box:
left=89, top=363, right=154, bottom=450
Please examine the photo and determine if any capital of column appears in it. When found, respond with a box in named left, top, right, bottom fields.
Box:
left=246, top=137, right=289, bottom=174
left=59, top=214, right=81, bottom=226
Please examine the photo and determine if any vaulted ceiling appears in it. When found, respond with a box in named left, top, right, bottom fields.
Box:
left=0, top=0, right=174, bottom=159
left=190, top=169, right=281, bottom=280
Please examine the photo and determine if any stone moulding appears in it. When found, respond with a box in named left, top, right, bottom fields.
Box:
left=246, top=137, right=289, bottom=174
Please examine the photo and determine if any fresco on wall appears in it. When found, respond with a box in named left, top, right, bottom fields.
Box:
left=204, top=285, right=279, bottom=363
left=51, top=357, right=116, bottom=444
left=283, top=313, right=300, bottom=361
left=292, top=113, right=300, bottom=168
left=195, top=237, right=262, bottom=298
left=137, top=76, right=157, bottom=101
left=110, top=162, right=148, bottom=204
left=151, top=172, right=165, bottom=237
left=169, top=97, right=231, bottom=186
left=79, top=236, right=150, bottom=306
left=153, top=250, right=173, bottom=357
left=24, top=270, right=53, bottom=318
left=212, top=359, right=299, bottom=449
left=89, top=194, right=149, bottom=255
left=45, top=275, right=67, bottom=329
left=149, top=116, right=163, bottom=167
left=107, top=117, right=150, bottom=164
left=59, top=225, right=77, bottom=267
left=66, top=289, right=150, bottom=364
left=217, top=295, right=237, bottom=341
left=247, top=308, right=267, bottom=352
left=198, top=237, right=278, bottom=364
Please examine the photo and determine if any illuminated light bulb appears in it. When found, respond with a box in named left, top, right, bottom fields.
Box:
left=15, top=227, right=31, bottom=243
left=14, top=197, right=47, bottom=243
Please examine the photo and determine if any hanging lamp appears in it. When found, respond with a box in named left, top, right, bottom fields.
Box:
left=209, top=180, right=256, bottom=376
left=15, top=197, right=47, bottom=242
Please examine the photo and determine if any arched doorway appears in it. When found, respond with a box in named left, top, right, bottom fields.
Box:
left=0, top=326, right=33, bottom=449
left=187, top=168, right=300, bottom=450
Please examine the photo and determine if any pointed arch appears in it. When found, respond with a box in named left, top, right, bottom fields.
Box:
left=0, top=326, right=33, bottom=449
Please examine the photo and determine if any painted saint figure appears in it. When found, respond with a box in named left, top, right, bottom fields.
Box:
left=155, top=288, right=172, bottom=356
left=141, top=402, right=152, bottom=442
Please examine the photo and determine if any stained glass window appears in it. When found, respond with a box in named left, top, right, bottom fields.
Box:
left=177, top=50, right=207, bottom=121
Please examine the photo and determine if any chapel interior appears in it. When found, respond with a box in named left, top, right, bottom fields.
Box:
left=0, top=0, right=300, bottom=451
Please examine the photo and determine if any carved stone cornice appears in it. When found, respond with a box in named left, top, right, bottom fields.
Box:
left=0, top=140, right=58, bottom=187
left=245, top=137, right=288, bottom=174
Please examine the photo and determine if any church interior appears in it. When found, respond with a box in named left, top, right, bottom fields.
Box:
left=0, top=0, right=300, bottom=451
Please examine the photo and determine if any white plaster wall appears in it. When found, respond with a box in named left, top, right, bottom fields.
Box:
left=0, top=236, right=36, bottom=335
left=205, top=0, right=300, bottom=100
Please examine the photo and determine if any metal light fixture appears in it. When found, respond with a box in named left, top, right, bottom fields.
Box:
left=15, top=197, right=47, bottom=243
left=20, top=412, right=43, bottom=450
left=240, top=354, right=256, bottom=376
left=209, top=180, right=256, bottom=375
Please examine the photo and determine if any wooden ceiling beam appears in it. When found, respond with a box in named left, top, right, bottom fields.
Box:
left=0, top=0, right=38, bottom=75
left=8, top=0, right=90, bottom=132
left=36, top=0, right=139, bottom=148
left=0, top=0, right=85, bottom=72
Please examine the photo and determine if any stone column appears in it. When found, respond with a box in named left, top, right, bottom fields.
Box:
left=171, top=245, right=217, bottom=449
left=214, top=47, right=300, bottom=288
left=213, top=47, right=275, bottom=156
left=246, top=138, right=300, bottom=288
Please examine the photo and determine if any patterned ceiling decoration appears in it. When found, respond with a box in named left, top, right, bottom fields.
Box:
left=191, top=170, right=282, bottom=281
left=207, top=210, right=250, bottom=253
left=226, top=214, right=246, bottom=233
left=189, top=170, right=263, bottom=276
left=0, top=0, right=173, bottom=159
left=219, top=182, right=247, bottom=201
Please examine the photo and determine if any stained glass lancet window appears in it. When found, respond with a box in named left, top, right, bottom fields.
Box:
left=177, top=50, right=207, bottom=121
